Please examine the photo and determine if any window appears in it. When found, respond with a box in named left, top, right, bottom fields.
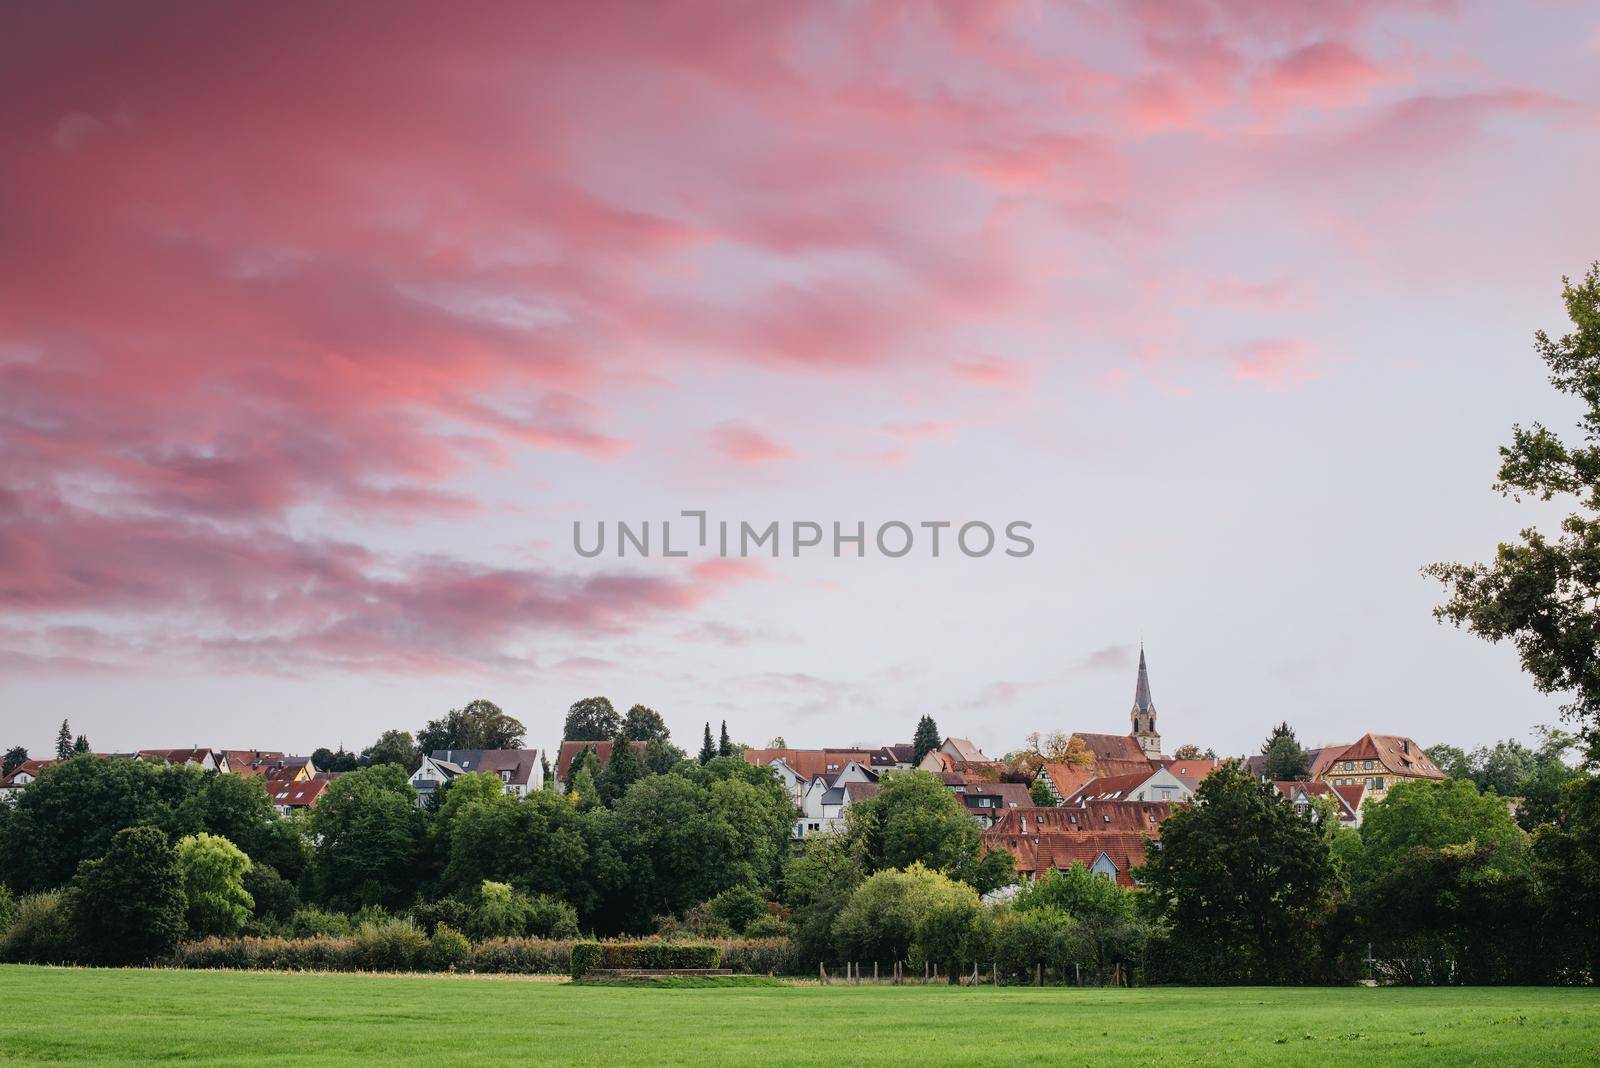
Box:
left=1344, top=761, right=1354, bottom=771
left=1363, top=760, right=1374, bottom=771
left=1373, top=778, right=1385, bottom=790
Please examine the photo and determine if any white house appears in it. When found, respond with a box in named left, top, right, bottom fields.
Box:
left=1064, top=765, right=1192, bottom=805
left=408, top=748, right=544, bottom=806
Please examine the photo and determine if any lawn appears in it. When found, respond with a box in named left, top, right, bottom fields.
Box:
left=2, top=966, right=1598, bottom=1066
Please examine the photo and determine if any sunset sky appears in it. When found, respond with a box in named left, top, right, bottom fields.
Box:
left=4, top=1, right=1599, bottom=759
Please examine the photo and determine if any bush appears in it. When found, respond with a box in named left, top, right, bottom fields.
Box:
left=708, top=885, right=767, bottom=934
left=470, top=937, right=574, bottom=974
left=425, top=924, right=472, bottom=971
left=411, top=896, right=472, bottom=937
left=288, top=908, right=352, bottom=938
left=992, top=906, right=1086, bottom=982
left=177, top=832, right=254, bottom=938
left=243, top=864, right=298, bottom=923
left=713, top=937, right=802, bottom=975
left=0, top=885, right=15, bottom=936
left=569, top=940, right=721, bottom=979
left=523, top=892, right=581, bottom=939
left=351, top=918, right=428, bottom=971
left=0, top=892, right=76, bottom=964
left=743, top=912, right=789, bottom=939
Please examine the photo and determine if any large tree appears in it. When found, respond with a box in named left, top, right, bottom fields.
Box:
left=1427, top=265, right=1600, bottom=759
left=698, top=723, right=716, bottom=765
left=597, top=735, right=642, bottom=804
left=442, top=791, right=597, bottom=914
left=419, top=699, right=525, bottom=752
left=176, top=832, right=254, bottom=938
left=1356, top=777, right=1525, bottom=879
left=912, top=715, right=941, bottom=767
left=561, top=696, right=620, bottom=742
left=1138, top=761, right=1336, bottom=983
left=1260, top=722, right=1309, bottom=780
left=845, top=770, right=1014, bottom=892
left=69, top=826, right=186, bottom=966
left=620, top=704, right=670, bottom=742
left=2, top=746, right=27, bottom=777
left=362, top=729, right=418, bottom=768
left=306, top=764, right=426, bottom=910
left=54, top=720, right=73, bottom=761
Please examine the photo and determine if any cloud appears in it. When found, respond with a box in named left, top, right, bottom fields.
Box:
left=708, top=422, right=793, bottom=465
left=1080, top=644, right=1136, bottom=672
left=1230, top=339, right=1318, bottom=388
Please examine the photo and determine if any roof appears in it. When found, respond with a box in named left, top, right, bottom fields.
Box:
left=429, top=749, right=541, bottom=787
left=1038, top=763, right=1096, bottom=800
left=1064, top=770, right=1158, bottom=804
left=0, top=759, right=56, bottom=788
left=958, top=781, right=1033, bottom=810
left=267, top=779, right=328, bottom=808
left=1070, top=733, right=1152, bottom=774
left=989, top=800, right=1176, bottom=836
left=1272, top=780, right=1360, bottom=822
left=870, top=744, right=916, bottom=767
left=554, top=739, right=646, bottom=781
left=137, top=748, right=220, bottom=766
left=943, top=737, right=987, bottom=762
left=983, top=830, right=1155, bottom=886
left=842, top=781, right=880, bottom=804
left=1162, top=758, right=1219, bottom=790
left=1317, top=734, right=1444, bottom=781
left=222, top=750, right=286, bottom=775
left=742, top=748, right=875, bottom=781
left=1132, top=647, right=1155, bottom=713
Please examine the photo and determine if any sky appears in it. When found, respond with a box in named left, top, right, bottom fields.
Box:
left=3, top=0, right=1599, bottom=761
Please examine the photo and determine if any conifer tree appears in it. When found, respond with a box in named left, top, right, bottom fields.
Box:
left=73, top=735, right=90, bottom=755
left=912, top=715, right=941, bottom=767
left=698, top=723, right=715, bottom=765
left=718, top=720, right=732, bottom=758
left=55, top=720, right=73, bottom=761
left=598, top=734, right=641, bottom=804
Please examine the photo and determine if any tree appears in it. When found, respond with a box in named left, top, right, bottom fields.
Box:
left=1013, top=864, right=1148, bottom=981
left=55, top=721, right=73, bottom=762
left=1028, top=777, right=1055, bottom=806
left=1427, top=265, right=1600, bottom=760
left=2, top=747, right=26, bottom=777
left=766, top=736, right=788, bottom=749
left=567, top=760, right=601, bottom=812
left=1357, top=778, right=1525, bottom=879
left=1426, top=742, right=1472, bottom=780
left=72, top=735, right=89, bottom=755
left=176, top=832, right=254, bottom=938
left=1172, top=744, right=1203, bottom=761
left=561, top=697, right=620, bottom=742
left=912, top=715, right=941, bottom=767
left=69, top=826, right=185, bottom=966
left=312, top=747, right=359, bottom=772
left=641, top=738, right=686, bottom=775
left=783, top=833, right=866, bottom=961
left=1531, top=777, right=1600, bottom=979
left=598, top=735, right=642, bottom=804
left=621, top=705, right=670, bottom=742
left=845, top=770, right=1015, bottom=892
left=362, top=729, right=418, bottom=769
left=698, top=723, right=716, bottom=765
left=443, top=792, right=597, bottom=914
left=1138, top=762, right=1337, bottom=983
left=1261, top=722, right=1309, bottom=780
left=833, top=863, right=975, bottom=965
left=1062, top=735, right=1094, bottom=769
left=419, top=699, right=525, bottom=752
left=718, top=720, right=732, bottom=758
left=306, top=764, right=426, bottom=910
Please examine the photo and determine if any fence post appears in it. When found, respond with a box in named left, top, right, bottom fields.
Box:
left=820, top=962, right=827, bottom=985
left=874, top=961, right=879, bottom=982
left=1035, top=963, right=1041, bottom=987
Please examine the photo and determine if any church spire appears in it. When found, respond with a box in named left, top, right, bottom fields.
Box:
left=1130, top=645, right=1161, bottom=758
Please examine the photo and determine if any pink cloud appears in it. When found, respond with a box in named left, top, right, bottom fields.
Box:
left=1251, top=41, right=1394, bottom=114
left=708, top=422, right=793, bottom=465
left=1230, top=339, right=1318, bottom=388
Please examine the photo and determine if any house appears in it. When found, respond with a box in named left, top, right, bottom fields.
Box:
left=267, top=778, right=328, bottom=816
left=794, top=761, right=881, bottom=837
left=553, top=739, right=646, bottom=787
left=947, top=778, right=1034, bottom=828
left=1064, top=765, right=1192, bottom=805
left=0, top=759, right=56, bottom=801
left=1034, top=762, right=1096, bottom=804
left=983, top=801, right=1177, bottom=886
left=1312, top=733, right=1444, bottom=803
left=917, top=737, right=989, bottom=771
left=225, top=751, right=316, bottom=781
left=1273, top=780, right=1364, bottom=826
left=1161, top=757, right=1220, bottom=793
left=742, top=747, right=877, bottom=804
left=408, top=748, right=545, bottom=805
left=137, top=748, right=227, bottom=772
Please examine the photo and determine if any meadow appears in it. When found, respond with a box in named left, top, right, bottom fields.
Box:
left=2, top=966, right=1599, bottom=1065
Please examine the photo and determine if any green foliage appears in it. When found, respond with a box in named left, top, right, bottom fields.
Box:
left=0, top=892, right=75, bottom=964
left=1261, top=722, right=1309, bottom=780
left=350, top=918, right=429, bottom=971
left=431, top=770, right=507, bottom=841
left=783, top=834, right=865, bottom=961
left=2, top=746, right=27, bottom=777
left=176, top=832, right=254, bottom=938
left=914, top=890, right=990, bottom=981
left=1357, top=778, right=1525, bottom=883
left=1138, top=762, right=1336, bottom=983
left=242, top=863, right=297, bottom=923
left=424, top=924, right=472, bottom=971
left=641, top=738, right=686, bottom=774
left=912, top=715, right=941, bottom=768
left=1028, top=777, right=1055, bottom=806
left=597, top=733, right=641, bottom=804
left=562, top=697, right=620, bottom=742
left=707, top=885, right=766, bottom=934
left=307, top=764, right=425, bottom=910
left=1013, top=865, right=1148, bottom=979
left=698, top=723, right=715, bottom=765
left=569, top=940, right=721, bottom=979
left=0, top=884, right=14, bottom=936
left=1427, top=265, right=1600, bottom=759
left=418, top=699, right=525, bottom=752
left=845, top=770, right=1015, bottom=892
left=442, top=791, right=595, bottom=913
left=69, top=826, right=186, bottom=966
left=621, top=704, right=670, bottom=742
left=992, top=906, right=1083, bottom=980
left=288, top=907, right=352, bottom=938
left=361, top=730, right=418, bottom=769
left=718, top=721, right=732, bottom=757
left=55, top=720, right=73, bottom=761
left=832, top=863, right=976, bottom=964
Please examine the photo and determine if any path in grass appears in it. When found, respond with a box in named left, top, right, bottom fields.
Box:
left=1, top=966, right=1597, bottom=1066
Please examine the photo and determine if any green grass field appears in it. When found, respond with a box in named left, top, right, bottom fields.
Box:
left=2, top=966, right=1597, bottom=1066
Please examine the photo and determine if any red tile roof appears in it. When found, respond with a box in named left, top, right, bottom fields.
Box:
left=984, top=831, right=1155, bottom=886
left=0, top=759, right=56, bottom=788
left=1316, top=733, right=1444, bottom=781
left=1038, top=763, right=1096, bottom=801
left=555, top=739, right=647, bottom=781
left=989, top=800, right=1176, bottom=837
left=267, top=779, right=328, bottom=808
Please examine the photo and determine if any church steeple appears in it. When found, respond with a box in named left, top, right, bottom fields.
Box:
left=1130, top=645, right=1161, bottom=758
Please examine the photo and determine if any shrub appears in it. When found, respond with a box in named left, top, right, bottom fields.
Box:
left=523, top=892, right=581, bottom=939
left=243, top=864, right=298, bottom=923
left=288, top=907, right=352, bottom=938
left=714, top=937, right=802, bottom=976
left=425, top=924, right=472, bottom=971
left=708, top=885, right=766, bottom=934
left=471, top=937, right=574, bottom=974
left=992, top=906, right=1085, bottom=982
left=0, top=885, right=16, bottom=936
left=411, top=896, right=472, bottom=937
left=743, top=912, right=789, bottom=939
left=177, top=832, right=254, bottom=938
left=351, top=918, right=428, bottom=971
left=0, top=892, right=76, bottom=964
left=569, top=940, right=721, bottom=979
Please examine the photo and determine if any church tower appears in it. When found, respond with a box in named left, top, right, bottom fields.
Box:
left=1130, top=646, right=1161, bottom=758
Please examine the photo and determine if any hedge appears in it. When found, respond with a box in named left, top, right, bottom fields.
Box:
left=172, top=935, right=793, bottom=975
left=570, top=940, right=721, bottom=979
